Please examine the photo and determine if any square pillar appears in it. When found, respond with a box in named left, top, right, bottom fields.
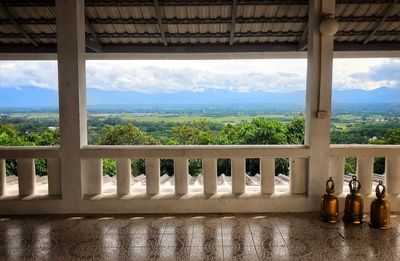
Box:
left=56, top=0, right=87, bottom=203
left=305, top=0, right=336, bottom=209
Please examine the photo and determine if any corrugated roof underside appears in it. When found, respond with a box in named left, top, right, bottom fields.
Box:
left=0, top=2, right=399, bottom=46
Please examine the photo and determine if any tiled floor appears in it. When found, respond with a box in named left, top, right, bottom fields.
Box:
left=1, top=213, right=400, bottom=261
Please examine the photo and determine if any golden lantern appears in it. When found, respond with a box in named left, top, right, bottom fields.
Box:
left=343, top=175, right=364, bottom=224
left=370, top=181, right=391, bottom=229
left=320, top=177, right=339, bottom=223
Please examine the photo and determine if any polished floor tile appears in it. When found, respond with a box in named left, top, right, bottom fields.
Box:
left=1, top=213, right=400, bottom=260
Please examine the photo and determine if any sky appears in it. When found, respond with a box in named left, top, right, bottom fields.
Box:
left=0, top=58, right=399, bottom=93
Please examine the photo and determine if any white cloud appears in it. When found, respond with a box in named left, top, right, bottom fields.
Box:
left=85, top=59, right=307, bottom=93
left=333, top=58, right=400, bottom=90
left=0, top=61, right=58, bottom=90
left=0, top=58, right=399, bottom=93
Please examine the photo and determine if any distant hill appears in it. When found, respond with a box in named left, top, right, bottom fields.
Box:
left=0, top=86, right=399, bottom=108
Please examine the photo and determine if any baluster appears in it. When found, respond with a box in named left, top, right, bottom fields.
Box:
left=17, top=159, right=36, bottom=196
left=357, top=155, right=374, bottom=194
left=290, top=158, right=307, bottom=194
left=329, top=157, right=344, bottom=194
left=82, top=158, right=103, bottom=195
left=232, top=157, right=245, bottom=194
left=0, top=159, right=5, bottom=195
left=174, top=158, right=188, bottom=194
left=47, top=158, right=61, bottom=196
left=116, top=158, right=131, bottom=195
left=146, top=158, right=160, bottom=195
left=386, top=157, right=400, bottom=194
left=260, top=158, right=275, bottom=194
left=203, top=158, right=217, bottom=194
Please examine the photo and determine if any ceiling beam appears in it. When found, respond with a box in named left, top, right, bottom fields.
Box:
left=298, top=23, right=308, bottom=51
left=85, top=15, right=103, bottom=52
left=0, top=31, right=304, bottom=39
left=153, top=0, right=168, bottom=46
left=3, top=15, right=400, bottom=26
left=229, top=0, right=238, bottom=46
left=86, top=38, right=103, bottom=53
left=363, top=0, right=399, bottom=44
left=0, top=2, right=38, bottom=46
left=1, top=41, right=400, bottom=55
left=85, top=0, right=312, bottom=6
left=2, top=30, right=400, bottom=40
left=1, top=0, right=395, bottom=7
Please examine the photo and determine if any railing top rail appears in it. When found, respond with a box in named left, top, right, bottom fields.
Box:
left=81, top=144, right=310, bottom=158
left=0, top=146, right=60, bottom=159
left=330, top=144, right=400, bottom=157
left=1, top=144, right=398, bottom=159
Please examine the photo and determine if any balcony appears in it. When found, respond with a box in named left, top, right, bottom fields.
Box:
left=1, top=144, right=399, bottom=214
left=1, top=213, right=400, bottom=260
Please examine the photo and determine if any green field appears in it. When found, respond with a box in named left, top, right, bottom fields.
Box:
left=89, top=113, right=294, bottom=124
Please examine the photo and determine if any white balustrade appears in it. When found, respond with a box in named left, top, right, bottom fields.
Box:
left=357, top=155, right=374, bottom=194
left=146, top=158, right=160, bottom=195
left=78, top=146, right=312, bottom=196
left=203, top=158, right=217, bottom=194
left=47, top=158, right=61, bottom=196
left=82, top=158, right=103, bottom=195
left=232, top=157, right=246, bottom=194
left=174, top=158, right=188, bottom=194
left=290, top=158, right=307, bottom=194
left=3, top=144, right=399, bottom=214
left=330, top=145, right=400, bottom=196
left=260, top=158, right=275, bottom=194
left=116, top=158, right=131, bottom=195
left=0, top=159, right=5, bottom=195
left=328, top=157, right=344, bottom=194
left=17, top=159, right=36, bottom=196
left=386, top=157, right=400, bottom=194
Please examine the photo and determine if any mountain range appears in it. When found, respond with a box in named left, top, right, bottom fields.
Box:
left=0, top=86, right=399, bottom=108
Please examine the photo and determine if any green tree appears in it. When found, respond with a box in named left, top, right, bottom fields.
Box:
left=369, top=128, right=400, bottom=174
left=99, top=124, right=160, bottom=176
left=0, top=124, right=19, bottom=138
left=216, top=117, right=303, bottom=175
left=170, top=119, right=214, bottom=145
left=383, top=128, right=400, bottom=144
left=99, top=124, right=159, bottom=145
left=286, top=117, right=305, bottom=144
left=103, top=159, right=116, bottom=177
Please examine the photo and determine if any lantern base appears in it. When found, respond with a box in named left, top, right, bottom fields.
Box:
left=369, top=222, right=391, bottom=230
left=320, top=215, right=339, bottom=223
left=343, top=214, right=364, bottom=225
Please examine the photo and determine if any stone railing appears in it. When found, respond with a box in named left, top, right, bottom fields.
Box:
left=0, top=146, right=61, bottom=198
left=80, top=145, right=309, bottom=197
left=0, top=144, right=399, bottom=214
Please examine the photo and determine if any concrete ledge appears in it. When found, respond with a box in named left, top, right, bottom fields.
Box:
left=1, top=192, right=400, bottom=215
left=0, top=192, right=310, bottom=215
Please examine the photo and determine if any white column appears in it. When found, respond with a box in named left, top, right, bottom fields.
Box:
left=17, top=159, right=36, bottom=196
left=0, top=159, right=6, bottom=195
left=146, top=158, right=160, bottom=195
left=232, top=157, right=245, bottom=194
left=290, top=158, right=307, bottom=194
left=386, top=157, right=400, bottom=194
left=116, top=158, right=131, bottom=195
left=47, top=158, right=61, bottom=196
left=56, top=0, right=87, bottom=203
left=82, top=159, right=103, bottom=195
left=357, top=156, right=374, bottom=194
left=329, top=157, right=344, bottom=194
left=305, top=0, right=336, bottom=208
left=203, top=158, right=217, bottom=194
left=174, top=158, right=188, bottom=194
left=260, top=158, right=275, bottom=194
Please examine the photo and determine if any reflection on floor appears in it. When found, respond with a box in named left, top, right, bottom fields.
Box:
left=1, top=213, right=400, bottom=260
